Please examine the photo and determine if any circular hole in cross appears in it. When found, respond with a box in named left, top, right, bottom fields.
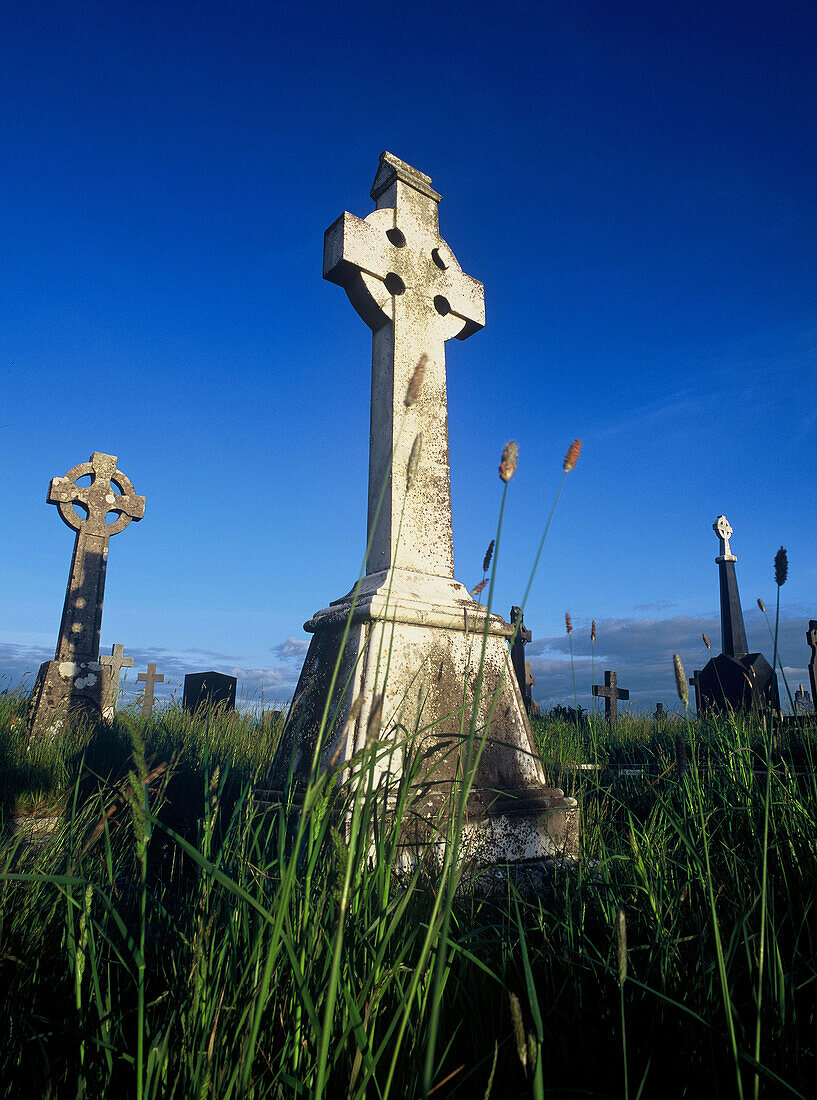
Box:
left=434, top=295, right=451, bottom=316
left=431, top=247, right=449, bottom=271
left=384, top=272, right=406, bottom=296
left=386, top=228, right=406, bottom=247
left=75, top=474, right=92, bottom=487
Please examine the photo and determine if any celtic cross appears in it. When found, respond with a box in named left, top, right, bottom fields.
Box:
left=48, top=452, right=145, bottom=663
left=100, top=643, right=133, bottom=714
left=324, top=152, right=485, bottom=578
left=714, top=515, right=736, bottom=562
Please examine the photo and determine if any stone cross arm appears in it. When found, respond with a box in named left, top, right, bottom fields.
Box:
left=324, top=193, right=485, bottom=339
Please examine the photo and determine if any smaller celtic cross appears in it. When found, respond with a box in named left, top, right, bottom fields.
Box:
left=49, top=452, right=145, bottom=663
left=137, top=663, right=164, bottom=717
left=592, top=670, right=630, bottom=726
left=714, top=515, right=737, bottom=562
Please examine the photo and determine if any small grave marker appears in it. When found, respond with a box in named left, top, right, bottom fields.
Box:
left=28, top=452, right=144, bottom=739
left=183, top=672, right=236, bottom=714
left=100, top=643, right=133, bottom=718
left=794, top=684, right=813, bottom=716
left=653, top=702, right=666, bottom=722
left=137, top=663, right=164, bottom=717
left=807, top=621, right=817, bottom=709
left=592, top=670, right=630, bottom=727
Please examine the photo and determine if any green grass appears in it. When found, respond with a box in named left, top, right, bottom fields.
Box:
left=1, top=700, right=816, bottom=1099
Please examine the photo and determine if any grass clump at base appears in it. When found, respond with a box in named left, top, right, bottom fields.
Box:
left=0, top=704, right=815, bottom=1098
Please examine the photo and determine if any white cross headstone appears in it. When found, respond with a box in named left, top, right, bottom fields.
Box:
left=324, top=152, right=484, bottom=576
left=278, top=154, right=579, bottom=868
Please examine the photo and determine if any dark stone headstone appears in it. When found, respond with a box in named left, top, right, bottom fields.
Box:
left=697, top=517, right=780, bottom=716
left=183, top=672, right=237, bottom=714
left=653, top=702, right=666, bottom=722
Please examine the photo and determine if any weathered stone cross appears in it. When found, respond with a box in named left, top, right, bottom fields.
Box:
left=137, top=663, right=164, bottom=717
left=28, top=452, right=145, bottom=738
left=510, top=606, right=533, bottom=711
left=592, top=670, right=630, bottom=726
left=100, top=643, right=133, bottom=717
left=50, top=452, right=145, bottom=663
left=324, top=151, right=485, bottom=577
left=714, top=515, right=736, bottom=562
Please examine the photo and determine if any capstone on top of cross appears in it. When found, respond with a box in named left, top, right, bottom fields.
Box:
left=714, top=514, right=737, bottom=562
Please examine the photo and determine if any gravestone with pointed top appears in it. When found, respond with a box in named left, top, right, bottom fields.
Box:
left=653, top=702, right=666, bottom=722
left=697, top=516, right=779, bottom=715
left=592, top=670, right=629, bottom=727
left=28, top=453, right=145, bottom=739
left=100, top=644, right=133, bottom=718
left=137, top=663, right=164, bottom=717
left=275, top=153, right=578, bottom=866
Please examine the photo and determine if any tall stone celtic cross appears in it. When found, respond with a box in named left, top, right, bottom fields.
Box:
left=592, top=670, right=630, bottom=726
left=49, top=452, right=145, bottom=663
left=324, top=151, right=485, bottom=577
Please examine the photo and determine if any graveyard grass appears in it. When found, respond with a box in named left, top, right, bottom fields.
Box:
left=1, top=686, right=816, bottom=1098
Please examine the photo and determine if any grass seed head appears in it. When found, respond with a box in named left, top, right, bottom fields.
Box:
left=702, top=632, right=711, bottom=649
left=404, top=354, right=428, bottom=407
left=482, top=539, right=495, bottom=574
left=499, top=440, right=519, bottom=482
left=563, top=438, right=582, bottom=472
left=615, top=908, right=628, bottom=986
left=406, top=432, right=423, bottom=486
left=365, top=692, right=384, bottom=746
left=508, top=992, right=527, bottom=1069
left=471, top=580, right=488, bottom=598
left=591, top=620, right=596, bottom=643
left=565, top=612, right=573, bottom=635
left=775, top=546, right=788, bottom=587
left=673, top=653, right=688, bottom=708
left=757, top=597, right=766, bottom=613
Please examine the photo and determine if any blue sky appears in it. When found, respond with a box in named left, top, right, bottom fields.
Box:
left=1, top=0, right=815, bottom=714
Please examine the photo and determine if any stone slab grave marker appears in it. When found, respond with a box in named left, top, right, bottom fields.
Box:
left=183, top=672, right=237, bottom=714
left=592, top=670, right=629, bottom=727
left=137, top=663, right=164, bottom=717
left=100, top=643, right=133, bottom=718
left=807, top=620, right=817, bottom=710
left=28, top=452, right=145, bottom=739
left=794, top=685, right=813, bottom=716
left=653, top=702, right=666, bottom=722
left=275, top=152, right=578, bottom=865
left=697, top=516, right=779, bottom=715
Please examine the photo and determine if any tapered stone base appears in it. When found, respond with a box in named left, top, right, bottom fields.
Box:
left=275, top=568, right=579, bottom=862
left=28, top=658, right=108, bottom=740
